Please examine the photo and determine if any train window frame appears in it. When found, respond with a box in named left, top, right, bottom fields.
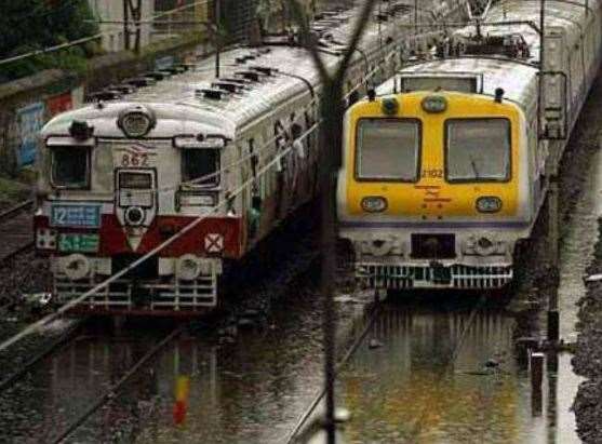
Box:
left=180, top=148, right=221, bottom=188
left=50, top=146, right=91, bottom=190
left=444, top=117, right=512, bottom=184
left=354, top=117, right=422, bottom=183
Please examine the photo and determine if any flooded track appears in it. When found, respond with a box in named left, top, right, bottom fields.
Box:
left=0, top=324, right=182, bottom=443
left=336, top=303, right=580, bottom=444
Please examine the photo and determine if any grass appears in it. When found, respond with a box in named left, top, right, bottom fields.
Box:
left=0, top=175, right=32, bottom=210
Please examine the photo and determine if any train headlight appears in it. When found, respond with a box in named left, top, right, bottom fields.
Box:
left=118, top=105, right=156, bottom=138
left=60, top=254, right=91, bottom=281
left=381, top=97, right=399, bottom=116
left=463, top=235, right=508, bottom=256
left=361, top=196, right=388, bottom=213
left=124, top=206, right=145, bottom=226
left=475, top=237, right=495, bottom=256
left=421, top=95, right=447, bottom=113
left=476, top=196, right=503, bottom=214
left=176, top=254, right=202, bottom=281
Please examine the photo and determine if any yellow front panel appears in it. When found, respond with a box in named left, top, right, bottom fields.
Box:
left=346, top=92, right=521, bottom=220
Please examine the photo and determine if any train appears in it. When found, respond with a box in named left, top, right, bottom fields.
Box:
left=33, top=0, right=469, bottom=315
left=337, top=0, right=602, bottom=291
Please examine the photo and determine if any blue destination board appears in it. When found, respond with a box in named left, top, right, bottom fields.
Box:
left=51, top=204, right=101, bottom=228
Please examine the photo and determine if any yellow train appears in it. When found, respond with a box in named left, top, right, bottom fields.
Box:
left=337, top=0, right=602, bottom=290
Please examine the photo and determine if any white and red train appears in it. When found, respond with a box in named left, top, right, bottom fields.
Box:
left=33, top=1, right=469, bottom=315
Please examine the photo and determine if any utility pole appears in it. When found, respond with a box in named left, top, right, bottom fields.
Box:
left=124, top=0, right=130, bottom=50
left=133, top=0, right=142, bottom=54
left=123, top=0, right=142, bottom=53
left=215, top=0, right=221, bottom=78
left=414, top=0, right=418, bottom=39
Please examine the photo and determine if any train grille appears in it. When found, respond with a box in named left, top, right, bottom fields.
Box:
left=358, top=264, right=513, bottom=290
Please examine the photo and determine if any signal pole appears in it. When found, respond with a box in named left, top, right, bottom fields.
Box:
left=215, top=0, right=221, bottom=78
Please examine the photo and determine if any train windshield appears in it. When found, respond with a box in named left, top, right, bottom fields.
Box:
left=181, top=149, right=220, bottom=186
left=445, top=119, right=510, bottom=182
left=51, top=147, right=89, bottom=188
left=356, top=119, right=420, bottom=181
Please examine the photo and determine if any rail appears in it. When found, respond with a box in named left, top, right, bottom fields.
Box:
left=0, top=199, right=35, bottom=265
left=0, top=319, right=84, bottom=394
left=50, top=324, right=187, bottom=444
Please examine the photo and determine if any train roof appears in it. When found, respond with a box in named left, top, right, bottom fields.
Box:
left=41, top=0, right=466, bottom=140
left=377, top=0, right=601, bottom=113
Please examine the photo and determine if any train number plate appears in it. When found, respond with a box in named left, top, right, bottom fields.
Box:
left=51, top=204, right=101, bottom=228
left=58, top=233, right=100, bottom=253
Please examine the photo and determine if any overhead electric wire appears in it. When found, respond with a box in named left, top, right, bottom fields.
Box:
left=0, top=4, right=448, bottom=353
left=0, top=119, right=318, bottom=354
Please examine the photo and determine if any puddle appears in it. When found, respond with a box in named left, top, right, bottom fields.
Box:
left=336, top=306, right=582, bottom=444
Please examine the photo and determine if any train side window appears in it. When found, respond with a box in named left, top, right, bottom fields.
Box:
left=51, top=147, right=90, bottom=189
left=445, top=118, right=511, bottom=182
left=355, top=118, right=421, bottom=182
left=181, top=149, right=220, bottom=187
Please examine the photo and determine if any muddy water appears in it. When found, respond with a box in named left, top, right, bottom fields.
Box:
left=336, top=304, right=580, bottom=444
left=59, top=285, right=370, bottom=444
left=0, top=331, right=167, bottom=443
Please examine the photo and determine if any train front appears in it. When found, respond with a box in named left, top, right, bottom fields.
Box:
left=34, top=102, right=240, bottom=315
left=337, top=85, right=534, bottom=291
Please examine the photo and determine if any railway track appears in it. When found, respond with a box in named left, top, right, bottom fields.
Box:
left=285, top=291, right=489, bottom=444
left=0, top=199, right=35, bottom=265
left=49, top=324, right=187, bottom=444
left=0, top=319, right=83, bottom=394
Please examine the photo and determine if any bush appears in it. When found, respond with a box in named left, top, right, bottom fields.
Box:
left=0, top=0, right=99, bottom=82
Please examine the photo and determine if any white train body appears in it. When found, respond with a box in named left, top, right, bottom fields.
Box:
left=34, top=1, right=468, bottom=314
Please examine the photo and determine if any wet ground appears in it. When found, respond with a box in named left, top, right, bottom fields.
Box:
left=0, top=272, right=371, bottom=444
left=336, top=303, right=579, bottom=444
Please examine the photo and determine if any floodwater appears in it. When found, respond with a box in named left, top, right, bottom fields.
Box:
left=0, top=330, right=174, bottom=443
left=336, top=305, right=580, bottom=444
left=60, top=282, right=366, bottom=444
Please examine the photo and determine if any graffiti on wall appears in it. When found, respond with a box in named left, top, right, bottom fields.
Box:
left=16, top=102, right=45, bottom=166
left=46, top=92, right=73, bottom=117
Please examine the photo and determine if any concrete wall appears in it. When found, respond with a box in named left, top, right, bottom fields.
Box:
left=0, top=35, right=204, bottom=176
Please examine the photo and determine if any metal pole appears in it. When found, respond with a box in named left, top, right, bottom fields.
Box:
left=414, top=0, right=418, bottom=39
left=215, top=0, right=221, bottom=78
left=530, top=352, right=544, bottom=417
left=124, top=0, right=130, bottom=50
left=321, top=80, right=338, bottom=444
left=134, top=0, right=142, bottom=54
left=538, top=0, right=545, bottom=138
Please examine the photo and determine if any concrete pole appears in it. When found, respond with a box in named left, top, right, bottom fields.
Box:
left=547, top=177, right=560, bottom=343
left=531, top=352, right=545, bottom=417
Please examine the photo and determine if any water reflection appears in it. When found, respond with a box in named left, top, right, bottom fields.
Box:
left=338, top=305, right=580, bottom=444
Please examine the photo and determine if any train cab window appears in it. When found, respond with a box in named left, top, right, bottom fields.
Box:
left=181, top=149, right=220, bottom=187
left=356, top=118, right=420, bottom=182
left=445, top=119, right=511, bottom=182
left=51, top=147, right=90, bottom=189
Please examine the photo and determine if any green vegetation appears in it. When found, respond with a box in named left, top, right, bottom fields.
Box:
left=0, top=0, right=99, bottom=82
left=0, top=176, right=32, bottom=210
